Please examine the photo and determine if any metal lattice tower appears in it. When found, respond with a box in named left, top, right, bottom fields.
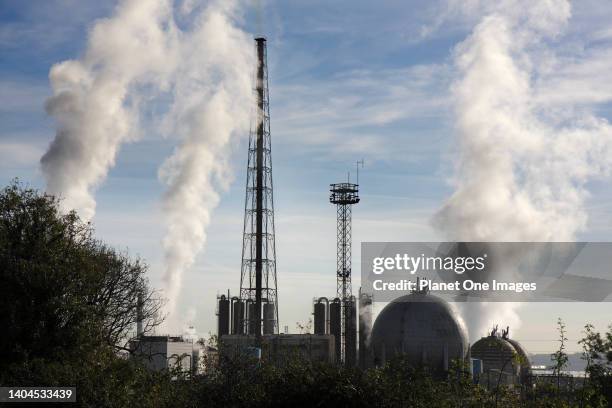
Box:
left=239, top=37, right=278, bottom=337
left=329, top=182, right=359, bottom=362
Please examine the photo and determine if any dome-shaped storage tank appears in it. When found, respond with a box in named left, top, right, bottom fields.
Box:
left=471, top=326, right=530, bottom=387
left=505, top=337, right=532, bottom=385
left=370, top=291, right=468, bottom=372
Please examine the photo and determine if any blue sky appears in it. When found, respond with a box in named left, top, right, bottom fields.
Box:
left=2, top=0, right=612, bottom=354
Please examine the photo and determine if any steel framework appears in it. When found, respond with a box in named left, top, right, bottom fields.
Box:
left=239, top=37, right=278, bottom=337
left=329, top=182, right=359, bottom=363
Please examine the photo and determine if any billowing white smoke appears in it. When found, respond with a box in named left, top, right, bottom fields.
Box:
left=42, top=0, right=178, bottom=220
left=181, top=307, right=200, bottom=342
left=434, top=0, right=612, bottom=340
left=158, top=2, right=252, bottom=325
left=41, top=0, right=253, bottom=329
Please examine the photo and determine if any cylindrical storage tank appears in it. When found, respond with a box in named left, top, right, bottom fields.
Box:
left=370, top=293, right=468, bottom=373
left=263, top=302, right=275, bottom=334
left=314, top=299, right=327, bottom=335
left=471, top=336, right=520, bottom=387
left=247, top=301, right=257, bottom=335
left=232, top=299, right=244, bottom=335
left=345, top=297, right=357, bottom=367
left=330, top=298, right=342, bottom=363
left=218, top=295, right=230, bottom=337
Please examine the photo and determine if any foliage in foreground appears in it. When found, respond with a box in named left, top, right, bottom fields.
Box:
left=6, top=351, right=612, bottom=408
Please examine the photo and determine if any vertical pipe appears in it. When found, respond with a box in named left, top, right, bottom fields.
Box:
left=136, top=292, right=144, bottom=337
left=254, top=37, right=266, bottom=338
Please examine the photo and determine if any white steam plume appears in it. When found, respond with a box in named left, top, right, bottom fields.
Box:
left=158, top=1, right=253, bottom=326
left=434, top=0, right=612, bottom=341
left=41, top=0, right=177, bottom=220
left=41, top=0, right=254, bottom=330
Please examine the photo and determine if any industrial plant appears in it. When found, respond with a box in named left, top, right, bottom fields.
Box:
left=203, top=36, right=537, bottom=377
left=130, top=36, right=539, bottom=382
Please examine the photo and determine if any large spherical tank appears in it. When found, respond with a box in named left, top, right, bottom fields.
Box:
left=370, top=293, right=469, bottom=372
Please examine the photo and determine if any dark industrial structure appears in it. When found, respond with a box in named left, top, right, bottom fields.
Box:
left=312, top=296, right=351, bottom=365
left=329, top=182, right=360, bottom=365
left=222, top=334, right=336, bottom=365
left=369, top=289, right=469, bottom=372
left=238, top=37, right=278, bottom=337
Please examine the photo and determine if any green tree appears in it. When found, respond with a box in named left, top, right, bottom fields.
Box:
left=578, top=323, right=612, bottom=407
left=551, top=317, right=569, bottom=393
left=0, top=182, right=164, bottom=387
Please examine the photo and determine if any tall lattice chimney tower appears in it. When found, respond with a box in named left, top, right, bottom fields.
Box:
left=239, top=37, right=278, bottom=337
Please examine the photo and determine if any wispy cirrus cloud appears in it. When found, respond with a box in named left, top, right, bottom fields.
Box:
left=0, top=1, right=114, bottom=52
left=533, top=48, right=612, bottom=108
left=272, top=64, right=452, bottom=160
left=0, top=141, right=45, bottom=168
left=0, top=80, right=49, bottom=113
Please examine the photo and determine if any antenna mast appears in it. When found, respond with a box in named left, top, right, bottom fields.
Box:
left=329, top=166, right=361, bottom=365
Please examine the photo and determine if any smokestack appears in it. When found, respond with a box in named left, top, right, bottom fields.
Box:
left=238, top=36, right=279, bottom=337
left=254, top=37, right=266, bottom=338
left=136, top=292, right=144, bottom=338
